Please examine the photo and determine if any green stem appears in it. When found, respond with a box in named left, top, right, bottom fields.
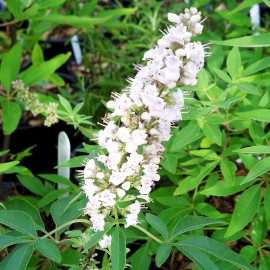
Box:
left=42, top=218, right=91, bottom=239
left=0, top=20, right=18, bottom=28
left=134, top=225, right=163, bottom=244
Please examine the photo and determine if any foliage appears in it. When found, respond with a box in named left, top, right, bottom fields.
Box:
left=1, top=0, right=270, bottom=270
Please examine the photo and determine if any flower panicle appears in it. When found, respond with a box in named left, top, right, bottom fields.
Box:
left=81, top=7, right=209, bottom=236
left=12, top=79, right=59, bottom=127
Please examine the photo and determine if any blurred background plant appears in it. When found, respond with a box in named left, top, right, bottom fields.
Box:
left=0, top=0, right=270, bottom=269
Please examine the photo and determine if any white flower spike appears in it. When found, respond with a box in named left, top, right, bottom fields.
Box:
left=80, top=7, right=208, bottom=231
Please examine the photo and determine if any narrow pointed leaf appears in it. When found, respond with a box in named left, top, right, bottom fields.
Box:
left=0, top=210, right=37, bottom=238
left=241, top=157, right=270, bottom=184
left=234, top=146, right=270, bottom=154
left=213, top=34, right=270, bottom=47
left=0, top=243, right=33, bottom=270
left=175, top=244, right=219, bottom=270
left=155, top=243, right=171, bottom=267
left=225, top=184, right=261, bottom=237
left=36, top=238, right=61, bottom=263
left=170, top=215, right=226, bottom=241
left=2, top=101, right=21, bottom=135
left=177, top=236, right=255, bottom=270
left=145, top=213, right=168, bottom=239
left=130, top=243, right=151, bottom=270
left=227, top=47, right=241, bottom=79
left=0, top=42, right=22, bottom=92
left=111, top=227, right=126, bottom=270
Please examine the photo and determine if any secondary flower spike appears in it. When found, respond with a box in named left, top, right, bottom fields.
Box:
left=80, top=7, right=208, bottom=231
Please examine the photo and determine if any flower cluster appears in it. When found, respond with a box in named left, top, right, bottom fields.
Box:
left=80, top=7, right=208, bottom=234
left=12, top=80, right=59, bottom=127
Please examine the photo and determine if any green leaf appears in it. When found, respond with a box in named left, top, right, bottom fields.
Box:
left=130, top=243, right=151, bottom=270
left=51, top=196, right=86, bottom=228
left=0, top=235, right=22, bottom=251
left=229, top=0, right=261, bottom=14
left=234, top=146, right=270, bottom=154
left=264, top=0, right=270, bottom=8
left=2, top=101, right=21, bottom=135
left=213, top=33, right=270, bottom=47
left=225, top=184, right=261, bottom=237
left=0, top=210, right=37, bottom=238
left=169, top=122, right=200, bottom=152
left=145, top=213, right=168, bottom=239
left=160, top=152, right=178, bottom=174
left=37, top=0, right=67, bottom=9
left=38, top=174, right=76, bottom=188
left=0, top=42, right=22, bottom=92
left=201, top=180, right=249, bottom=196
left=241, top=156, right=270, bottom=184
left=176, top=236, right=255, bottom=270
left=243, top=57, right=270, bottom=76
left=111, top=227, right=126, bottom=270
left=31, top=43, right=44, bottom=65
left=264, top=186, right=270, bottom=226
left=94, top=8, right=136, bottom=18
left=227, top=47, right=241, bottom=79
left=0, top=243, right=33, bottom=270
left=55, top=155, right=87, bottom=168
left=170, top=215, right=225, bottom=241
left=155, top=243, right=171, bottom=267
left=58, top=94, right=73, bottom=114
left=189, top=149, right=220, bottom=160
left=36, top=238, right=61, bottom=263
left=17, top=175, right=45, bottom=196
left=175, top=244, right=219, bottom=270
left=220, top=158, right=236, bottom=185
left=202, top=122, right=222, bottom=146
left=21, top=52, right=71, bottom=86
left=237, top=109, right=270, bottom=122
left=237, top=83, right=261, bottom=95
left=174, top=161, right=218, bottom=195
left=250, top=208, right=267, bottom=246
left=36, top=189, right=69, bottom=208
left=33, top=14, right=112, bottom=28
left=0, top=161, right=19, bottom=173
left=213, top=67, right=232, bottom=83
left=5, top=198, right=45, bottom=231
left=240, top=245, right=257, bottom=263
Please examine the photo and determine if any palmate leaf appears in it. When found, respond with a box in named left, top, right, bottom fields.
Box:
left=176, top=236, right=255, bottom=270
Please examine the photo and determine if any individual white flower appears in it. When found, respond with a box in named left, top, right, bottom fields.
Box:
left=117, top=188, right=126, bottom=198
left=128, top=201, right=141, bottom=214
left=122, top=181, right=131, bottom=191
left=125, top=213, right=139, bottom=228
left=117, top=127, right=131, bottom=142
left=99, top=234, right=112, bottom=249
left=91, top=213, right=105, bottom=232
left=82, top=180, right=98, bottom=198
left=99, top=190, right=116, bottom=207
left=109, top=170, right=126, bottom=186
